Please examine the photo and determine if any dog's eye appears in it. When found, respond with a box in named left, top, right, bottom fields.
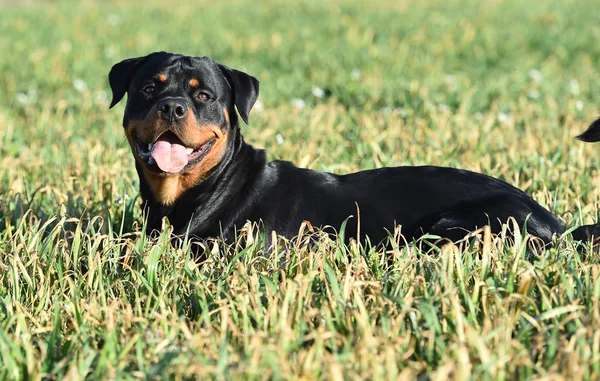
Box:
left=142, top=85, right=156, bottom=95
left=198, top=92, right=210, bottom=102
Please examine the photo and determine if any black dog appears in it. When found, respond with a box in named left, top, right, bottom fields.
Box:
left=108, top=52, right=600, bottom=253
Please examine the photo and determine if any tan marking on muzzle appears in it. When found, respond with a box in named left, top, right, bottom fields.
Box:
left=223, top=107, right=230, bottom=125
left=124, top=108, right=228, bottom=205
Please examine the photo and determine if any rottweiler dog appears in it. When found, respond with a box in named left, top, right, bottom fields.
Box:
left=108, top=51, right=600, bottom=253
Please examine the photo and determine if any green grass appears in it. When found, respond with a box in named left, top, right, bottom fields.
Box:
left=2, top=0, right=600, bottom=379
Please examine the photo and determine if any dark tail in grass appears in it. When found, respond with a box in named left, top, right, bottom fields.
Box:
left=571, top=118, right=600, bottom=244
left=572, top=224, right=600, bottom=244
left=577, top=118, right=600, bottom=142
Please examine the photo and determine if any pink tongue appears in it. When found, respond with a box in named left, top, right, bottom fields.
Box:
left=151, top=140, right=189, bottom=173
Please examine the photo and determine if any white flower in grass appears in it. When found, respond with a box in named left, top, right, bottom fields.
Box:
left=62, top=302, right=73, bottom=313
left=311, top=86, right=325, bottom=98
left=275, top=133, right=285, bottom=145
left=291, top=98, right=305, bottom=110
left=351, top=69, right=361, bottom=80
left=438, top=103, right=450, bottom=113
left=16, top=87, right=37, bottom=106
left=114, top=193, right=130, bottom=205
left=497, top=112, right=511, bottom=126
left=529, top=69, right=543, bottom=84
left=73, top=79, right=87, bottom=93
left=576, top=100, right=584, bottom=111
left=527, top=90, right=540, bottom=100
left=569, top=79, right=580, bottom=96
left=16, top=93, right=31, bottom=106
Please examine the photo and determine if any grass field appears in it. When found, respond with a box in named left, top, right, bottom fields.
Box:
left=2, top=0, right=600, bottom=379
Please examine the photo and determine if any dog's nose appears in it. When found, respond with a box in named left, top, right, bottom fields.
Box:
left=158, top=98, right=188, bottom=121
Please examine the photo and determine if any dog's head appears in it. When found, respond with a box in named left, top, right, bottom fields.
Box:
left=108, top=52, right=259, bottom=204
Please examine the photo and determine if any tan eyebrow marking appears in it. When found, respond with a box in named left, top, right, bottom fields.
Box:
left=189, top=78, right=200, bottom=87
left=157, top=73, right=167, bottom=82
left=223, top=107, right=230, bottom=125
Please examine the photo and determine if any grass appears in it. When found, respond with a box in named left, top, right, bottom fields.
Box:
left=1, top=0, right=600, bottom=379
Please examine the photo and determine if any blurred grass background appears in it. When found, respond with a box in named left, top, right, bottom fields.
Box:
left=1, top=0, right=600, bottom=379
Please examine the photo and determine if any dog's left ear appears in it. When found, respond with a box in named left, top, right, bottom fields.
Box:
left=577, top=118, right=600, bottom=142
left=217, top=63, right=259, bottom=125
left=108, top=56, right=147, bottom=108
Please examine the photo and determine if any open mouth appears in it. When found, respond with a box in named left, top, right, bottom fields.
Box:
left=135, top=131, right=215, bottom=174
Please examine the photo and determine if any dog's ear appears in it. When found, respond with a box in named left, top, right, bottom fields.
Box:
left=577, top=118, right=600, bottom=142
left=217, top=63, right=259, bottom=125
left=108, top=56, right=147, bottom=108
